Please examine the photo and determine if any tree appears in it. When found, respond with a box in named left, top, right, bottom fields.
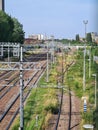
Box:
left=12, top=18, right=25, bottom=44
left=0, top=11, right=14, bottom=42
left=86, top=33, right=92, bottom=42
left=0, top=11, right=25, bottom=44
left=7, top=15, right=14, bottom=41
left=76, top=34, right=80, bottom=41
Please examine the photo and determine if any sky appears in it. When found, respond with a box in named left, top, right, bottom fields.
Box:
left=5, top=0, right=98, bottom=39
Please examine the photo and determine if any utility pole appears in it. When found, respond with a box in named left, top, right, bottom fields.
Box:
left=46, top=42, right=49, bottom=82
left=83, top=20, right=88, bottom=91
left=8, top=44, right=10, bottom=63
left=61, top=43, right=64, bottom=86
left=19, top=47, right=24, bottom=130
left=83, top=20, right=88, bottom=40
left=51, top=35, right=54, bottom=64
left=94, top=74, right=97, bottom=108
left=0, top=45, right=3, bottom=58
left=61, top=49, right=64, bottom=85
left=88, top=49, right=91, bottom=78
left=92, top=74, right=97, bottom=108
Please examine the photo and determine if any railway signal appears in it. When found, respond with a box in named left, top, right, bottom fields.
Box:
left=84, top=99, right=87, bottom=112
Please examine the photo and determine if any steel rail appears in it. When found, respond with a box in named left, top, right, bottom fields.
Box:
left=4, top=64, right=46, bottom=130
left=54, top=61, right=74, bottom=130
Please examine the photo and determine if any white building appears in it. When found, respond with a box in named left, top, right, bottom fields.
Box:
left=28, top=34, right=45, bottom=40
left=91, top=32, right=98, bottom=42
left=95, top=36, right=98, bottom=44
left=38, top=34, right=44, bottom=40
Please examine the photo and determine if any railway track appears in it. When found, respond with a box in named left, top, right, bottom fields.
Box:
left=0, top=73, right=19, bottom=99
left=54, top=88, right=81, bottom=130
left=0, top=59, right=45, bottom=99
left=54, top=61, right=81, bottom=130
left=0, top=50, right=82, bottom=130
left=0, top=53, right=47, bottom=130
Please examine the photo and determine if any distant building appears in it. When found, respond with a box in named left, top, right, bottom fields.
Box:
left=28, top=35, right=38, bottom=40
left=0, top=0, right=4, bottom=11
left=79, top=37, right=84, bottom=42
left=24, top=35, right=45, bottom=44
left=38, top=34, right=44, bottom=40
left=28, top=34, right=45, bottom=40
left=95, top=36, right=98, bottom=44
left=91, top=32, right=96, bottom=42
left=91, top=32, right=98, bottom=42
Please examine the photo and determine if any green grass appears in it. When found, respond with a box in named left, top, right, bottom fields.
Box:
left=65, top=48, right=98, bottom=127
left=11, top=47, right=98, bottom=129
left=11, top=87, right=58, bottom=130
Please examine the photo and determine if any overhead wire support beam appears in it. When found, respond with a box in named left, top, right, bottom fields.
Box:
left=0, top=62, right=41, bottom=71
left=0, top=43, right=43, bottom=129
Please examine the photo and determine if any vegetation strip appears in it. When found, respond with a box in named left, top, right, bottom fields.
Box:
left=11, top=87, right=58, bottom=130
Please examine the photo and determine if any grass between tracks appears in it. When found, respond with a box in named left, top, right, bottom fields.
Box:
left=65, top=48, right=98, bottom=129
left=11, top=62, right=59, bottom=130
left=11, top=47, right=98, bottom=130
left=11, top=87, right=59, bottom=130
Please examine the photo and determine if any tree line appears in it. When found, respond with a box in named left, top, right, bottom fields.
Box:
left=0, top=11, right=24, bottom=44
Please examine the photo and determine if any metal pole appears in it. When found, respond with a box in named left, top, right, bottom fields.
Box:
left=83, top=44, right=86, bottom=91
left=18, top=45, right=20, bottom=58
left=51, top=51, right=52, bottom=68
left=95, top=75, right=97, bottom=108
left=92, top=74, right=97, bottom=108
left=88, top=58, right=90, bottom=78
left=20, top=46, right=24, bottom=130
left=51, top=35, right=54, bottom=64
left=83, top=20, right=88, bottom=40
left=53, top=38, right=54, bottom=64
left=87, top=49, right=91, bottom=78
left=1, top=45, right=3, bottom=57
left=46, top=42, right=49, bottom=82
left=62, top=49, right=64, bottom=85
left=8, top=45, right=10, bottom=62
left=89, top=50, right=91, bottom=78
left=83, top=20, right=88, bottom=91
